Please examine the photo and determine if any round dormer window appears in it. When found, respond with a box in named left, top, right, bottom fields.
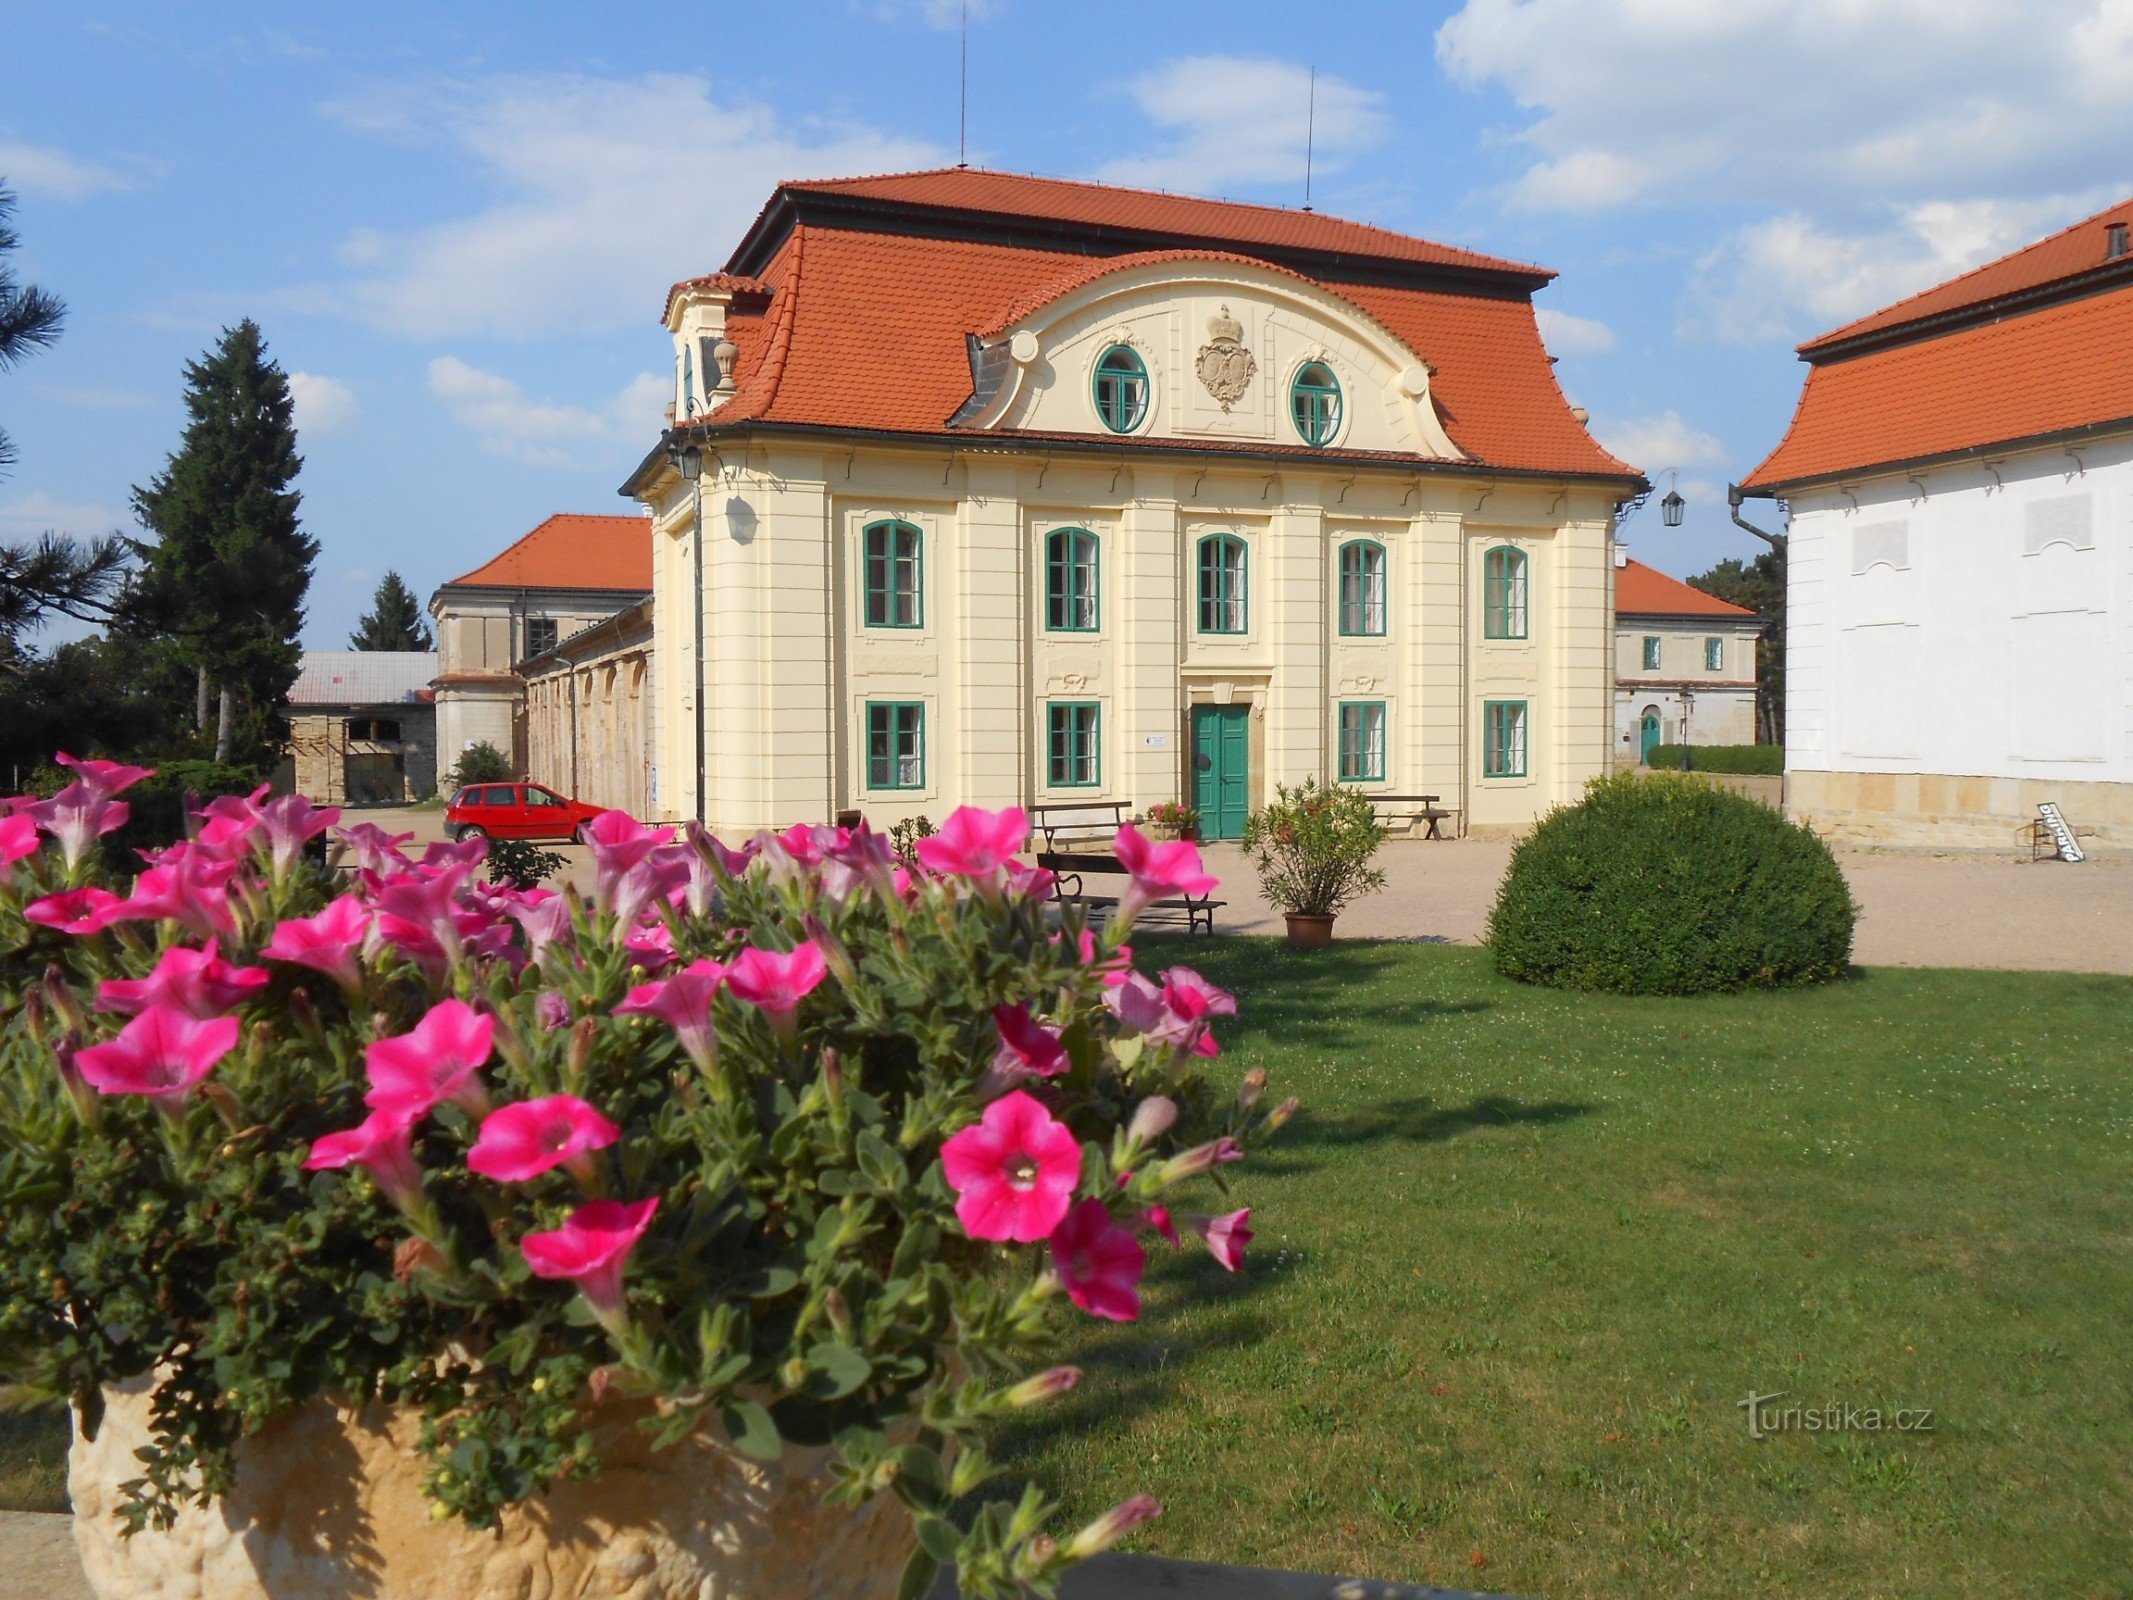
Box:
left=1291, top=361, right=1342, bottom=446
left=1093, top=345, right=1149, bottom=434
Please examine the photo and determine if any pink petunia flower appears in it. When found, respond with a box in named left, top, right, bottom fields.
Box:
left=1158, top=1137, right=1244, bottom=1185
left=335, top=822, right=416, bottom=878
left=363, top=998, right=494, bottom=1118
left=54, top=752, right=154, bottom=798
left=1066, top=1495, right=1162, bottom=1559
left=615, top=957, right=726, bottom=1071
left=915, top=806, right=1029, bottom=899
left=980, top=1004, right=1069, bottom=1097
left=1111, top=825, right=1219, bottom=927
left=256, top=793, right=340, bottom=880
left=940, top=1089, right=1083, bottom=1243
left=23, top=887, right=126, bottom=935
left=689, top=823, right=759, bottom=883
left=725, top=942, right=828, bottom=1043
left=1188, top=1208, right=1253, bottom=1272
left=584, top=811, right=671, bottom=917
left=97, top=940, right=268, bottom=1020
left=1142, top=1205, right=1180, bottom=1246
left=74, top=1004, right=239, bottom=1107
left=1, top=813, right=39, bottom=867
left=467, top=1095, right=620, bottom=1184
left=29, top=781, right=130, bottom=872
left=623, top=918, right=676, bottom=970
left=503, top=889, right=575, bottom=959
left=520, top=1196, right=659, bottom=1332
left=374, top=861, right=471, bottom=965
left=303, top=1104, right=426, bottom=1214
left=114, top=845, right=240, bottom=937
left=1048, top=1198, right=1146, bottom=1323
left=261, top=896, right=372, bottom=991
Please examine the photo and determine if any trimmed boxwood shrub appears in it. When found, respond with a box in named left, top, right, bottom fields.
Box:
left=1645, top=743, right=1783, bottom=775
left=1489, top=770, right=1855, bottom=994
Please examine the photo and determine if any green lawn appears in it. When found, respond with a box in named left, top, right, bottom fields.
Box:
left=997, top=943, right=2133, bottom=1599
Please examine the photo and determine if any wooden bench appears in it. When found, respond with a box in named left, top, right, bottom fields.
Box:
left=1027, top=800, right=1225, bottom=935
left=1371, top=793, right=1459, bottom=840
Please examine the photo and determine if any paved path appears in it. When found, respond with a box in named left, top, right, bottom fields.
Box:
left=0, top=1512, right=88, bottom=1600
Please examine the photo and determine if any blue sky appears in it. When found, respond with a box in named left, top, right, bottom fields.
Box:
left=6, top=0, right=2130, bottom=647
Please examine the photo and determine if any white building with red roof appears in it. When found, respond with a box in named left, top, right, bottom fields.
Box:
left=1743, top=195, right=2133, bottom=851
left=622, top=168, right=1644, bottom=838
left=1611, top=559, right=1760, bottom=765
left=427, top=513, right=653, bottom=778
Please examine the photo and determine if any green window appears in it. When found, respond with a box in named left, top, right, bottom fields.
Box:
left=1092, top=345, right=1149, bottom=434
left=1704, top=636, right=1723, bottom=671
left=1483, top=700, right=1528, bottom=779
left=1338, top=701, right=1386, bottom=782
left=1291, top=361, right=1342, bottom=446
left=1338, top=540, right=1386, bottom=635
left=1046, top=701, right=1100, bottom=787
left=1483, top=546, right=1529, bottom=639
left=1642, top=635, right=1662, bottom=670
left=865, top=701, right=925, bottom=790
left=1045, top=527, right=1099, bottom=632
left=1197, top=534, right=1248, bottom=634
left=863, top=519, right=922, bottom=628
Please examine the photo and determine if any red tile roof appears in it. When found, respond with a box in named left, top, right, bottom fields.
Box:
left=1615, top=558, right=1755, bottom=619
left=766, top=167, right=1551, bottom=282
left=1801, top=194, right=2133, bottom=354
left=1744, top=281, right=2133, bottom=490
left=440, top=514, right=653, bottom=593
left=666, top=170, right=1633, bottom=482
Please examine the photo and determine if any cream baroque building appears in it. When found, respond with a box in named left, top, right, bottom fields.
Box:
left=622, top=171, right=1642, bottom=839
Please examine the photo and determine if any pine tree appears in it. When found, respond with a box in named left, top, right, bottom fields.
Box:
left=349, top=571, right=433, bottom=651
left=131, top=320, right=318, bottom=764
left=0, top=181, right=65, bottom=480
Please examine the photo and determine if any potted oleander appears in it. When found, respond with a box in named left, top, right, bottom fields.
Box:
left=1242, top=778, right=1388, bottom=949
left=0, top=759, right=1289, bottom=1600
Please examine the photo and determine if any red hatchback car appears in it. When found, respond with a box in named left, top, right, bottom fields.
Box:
left=445, top=781, right=606, bottom=844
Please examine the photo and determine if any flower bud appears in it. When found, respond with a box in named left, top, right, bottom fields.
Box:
left=1005, top=1366, right=1082, bottom=1407
left=1066, top=1494, right=1161, bottom=1559
left=567, top=1015, right=597, bottom=1076
left=1238, top=1067, right=1268, bottom=1110
left=1126, top=1096, right=1178, bottom=1145
left=1158, top=1137, right=1243, bottom=1186
left=1263, top=1097, right=1300, bottom=1132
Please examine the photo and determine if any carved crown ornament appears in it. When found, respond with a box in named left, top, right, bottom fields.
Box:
left=1195, top=304, right=1256, bottom=412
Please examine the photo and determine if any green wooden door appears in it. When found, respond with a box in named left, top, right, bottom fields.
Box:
left=1191, top=705, right=1250, bottom=840
left=1639, top=710, right=1662, bottom=764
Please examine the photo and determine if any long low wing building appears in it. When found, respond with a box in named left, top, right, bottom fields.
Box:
left=1743, top=195, right=2133, bottom=851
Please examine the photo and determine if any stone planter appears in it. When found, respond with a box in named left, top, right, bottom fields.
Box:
left=71, top=1376, right=914, bottom=1600
left=1282, top=913, right=1335, bottom=949
left=1145, top=822, right=1180, bottom=842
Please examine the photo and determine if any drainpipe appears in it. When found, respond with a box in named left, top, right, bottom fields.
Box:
left=667, top=440, right=709, bottom=826
left=1728, top=483, right=1786, bottom=550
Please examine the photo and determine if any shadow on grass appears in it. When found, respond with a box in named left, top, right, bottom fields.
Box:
left=0, top=1399, right=70, bottom=1514
left=1136, top=939, right=1497, bottom=1054
left=1246, top=1094, right=1598, bottom=1179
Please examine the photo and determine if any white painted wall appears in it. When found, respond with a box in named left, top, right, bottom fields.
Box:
left=1783, top=430, right=2133, bottom=787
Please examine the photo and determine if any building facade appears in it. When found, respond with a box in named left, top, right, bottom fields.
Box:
left=1612, top=557, right=1760, bottom=764
left=1744, top=196, right=2133, bottom=851
left=428, top=513, right=651, bottom=780
left=624, top=170, right=1642, bottom=840
left=520, top=599, right=660, bottom=819
left=282, top=651, right=438, bottom=805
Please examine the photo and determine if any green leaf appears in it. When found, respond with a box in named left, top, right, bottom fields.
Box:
left=895, top=1547, right=940, bottom=1600
left=915, top=1514, right=963, bottom=1564
left=805, top=1341, right=872, bottom=1400
left=721, top=1399, right=782, bottom=1461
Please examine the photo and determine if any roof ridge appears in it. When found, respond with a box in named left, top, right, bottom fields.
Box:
left=1800, top=192, right=2133, bottom=354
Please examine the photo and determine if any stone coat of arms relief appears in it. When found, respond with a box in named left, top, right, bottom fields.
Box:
left=1195, top=305, right=1256, bottom=411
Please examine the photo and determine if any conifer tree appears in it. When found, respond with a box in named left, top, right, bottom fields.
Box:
left=349, top=570, right=433, bottom=651
left=131, top=320, right=317, bottom=764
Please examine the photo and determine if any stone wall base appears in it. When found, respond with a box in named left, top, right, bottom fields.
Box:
left=1787, top=768, right=2133, bottom=854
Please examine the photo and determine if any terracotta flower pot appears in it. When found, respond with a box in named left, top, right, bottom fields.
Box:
left=70, top=1376, right=914, bottom=1600
left=1283, top=913, right=1335, bottom=949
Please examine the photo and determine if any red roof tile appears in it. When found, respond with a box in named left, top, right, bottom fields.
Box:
left=1801, top=194, right=2133, bottom=354
left=768, top=167, right=1550, bottom=282
left=1743, top=281, right=2133, bottom=489
left=676, top=174, right=1632, bottom=482
left=441, top=514, right=653, bottom=592
left=1615, top=558, right=1755, bottom=618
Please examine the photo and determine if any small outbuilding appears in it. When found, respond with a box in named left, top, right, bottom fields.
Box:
left=1612, top=557, right=1761, bottom=765
left=283, top=651, right=439, bottom=806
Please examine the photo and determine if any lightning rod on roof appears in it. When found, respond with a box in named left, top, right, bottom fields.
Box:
left=1302, top=64, right=1316, bottom=212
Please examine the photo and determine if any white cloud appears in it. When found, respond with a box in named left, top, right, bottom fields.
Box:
left=1436, top=0, right=2133, bottom=214
left=1537, top=308, right=1614, bottom=358
left=1595, top=410, right=1724, bottom=476
left=318, top=73, right=943, bottom=339
left=0, top=492, right=127, bottom=541
left=0, top=142, right=130, bottom=202
left=1686, top=191, right=2121, bottom=343
left=1095, top=58, right=1388, bottom=193
left=289, top=372, right=361, bottom=437
left=427, top=357, right=664, bottom=466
